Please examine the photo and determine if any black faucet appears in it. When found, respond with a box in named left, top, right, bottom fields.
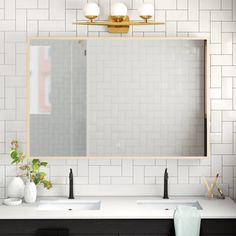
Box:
left=69, top=168, right=74, bottom=199
left=163, top=168, right=169, bottom=199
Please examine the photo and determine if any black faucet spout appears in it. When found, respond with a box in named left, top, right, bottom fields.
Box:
left=69, top=168, right=74, bottom=199
left=163, top=168, right=169, bottom=199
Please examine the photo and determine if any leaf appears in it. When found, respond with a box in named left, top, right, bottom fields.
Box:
left=20, top=164, right=30, bottom=171
left=32, top=159, right=40, bottom=165
left=32, top=163, right=39, bottom=171
left=11, top=159, right=18, bottom=165
left=38, top=172, right=46, bottom=178
left=11, top=139, right=19, bottom=150
left=32, top=175, right=40, bottom=185
left=43, top=180, right=53, bottom=190
left=41, top=162, right=48, bottom=167
left=10, top=150, right=18, bottom=159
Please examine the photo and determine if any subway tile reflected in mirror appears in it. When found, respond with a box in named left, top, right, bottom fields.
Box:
left=28, top=38, right=209, bottom=159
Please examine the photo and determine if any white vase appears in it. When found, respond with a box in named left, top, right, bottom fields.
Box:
left=7, top=177, right=25, bottom=198
left=24, top=181, right=37, bottom=203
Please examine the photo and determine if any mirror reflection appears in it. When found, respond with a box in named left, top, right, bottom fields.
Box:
left=29, top=39, right=206, bottom=158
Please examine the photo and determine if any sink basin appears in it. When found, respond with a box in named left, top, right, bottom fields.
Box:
left=137, top=200, right=202, bottom=210
left=37, top=199, right=101, bottom=211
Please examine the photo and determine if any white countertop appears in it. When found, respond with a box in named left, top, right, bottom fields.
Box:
left=0, top=196, right=236, bottom=219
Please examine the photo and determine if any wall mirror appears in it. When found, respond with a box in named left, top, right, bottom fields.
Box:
left=28, top=37, right=209, bottom=159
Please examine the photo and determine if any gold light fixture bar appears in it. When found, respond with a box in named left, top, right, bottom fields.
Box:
left=73, top=16, right=164, bottom=33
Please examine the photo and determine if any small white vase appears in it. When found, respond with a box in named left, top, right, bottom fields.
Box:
left=24, top=181, right=37, bottom=203
left=7, top=177, right=25, bottom=198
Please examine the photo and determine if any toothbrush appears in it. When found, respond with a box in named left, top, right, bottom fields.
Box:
left=203, top=176, right=210, bottom=191
left=211, top=173, right=219, bottom=192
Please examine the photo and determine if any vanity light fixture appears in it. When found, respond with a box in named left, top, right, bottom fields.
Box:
left=138, top=3, right=155, bottom=23
left=73, top=2, right=164, bottom=33
left=83, top=2, right=100, bottom=23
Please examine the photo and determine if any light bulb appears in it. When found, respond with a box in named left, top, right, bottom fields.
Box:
left=138, top=3, right=154, bottom=22
left=83, top=2, right=100, bottom=22
left=111, top=2, right=128, bottom=21
left=111, top=2, right=128, bottom=16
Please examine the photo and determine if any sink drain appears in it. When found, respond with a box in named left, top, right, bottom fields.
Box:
left=68, top=208, right=72, bottom=211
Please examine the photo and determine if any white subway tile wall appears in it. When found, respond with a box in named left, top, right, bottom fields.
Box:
left=0, top=0, right=235, bottom=198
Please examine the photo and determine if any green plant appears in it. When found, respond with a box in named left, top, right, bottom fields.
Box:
left=20, top=159, right=52, bottom=189
left=10, top=139, right=25, bottom=165
left=9, top=139, right=52, bottom=190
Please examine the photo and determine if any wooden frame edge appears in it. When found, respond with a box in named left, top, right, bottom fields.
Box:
left=26, top=36, right=210, bottom=160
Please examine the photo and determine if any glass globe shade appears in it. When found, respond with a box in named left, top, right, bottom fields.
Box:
left=138, top=3, right=154, bottom=17
left=83, top=2, right=100, bottom=17
left=111, top=2, right=128, bottom=16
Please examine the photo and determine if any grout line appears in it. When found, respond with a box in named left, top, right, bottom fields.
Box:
left=0, top=0, right=236, bottom=197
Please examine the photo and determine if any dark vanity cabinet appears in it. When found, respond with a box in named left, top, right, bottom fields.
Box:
left=0, top=219, right=236, bottom=236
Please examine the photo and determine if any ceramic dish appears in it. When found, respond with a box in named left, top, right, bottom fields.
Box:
left=3, top=198, right=22, bottom=206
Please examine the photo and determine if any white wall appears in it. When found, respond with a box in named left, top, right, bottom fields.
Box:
left=0, top=0, right=236, bottom=198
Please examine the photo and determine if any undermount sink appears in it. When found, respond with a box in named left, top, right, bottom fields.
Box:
left=136, top=200, right=202, bottom=211
left=37, top=199, right=101, bottom=211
